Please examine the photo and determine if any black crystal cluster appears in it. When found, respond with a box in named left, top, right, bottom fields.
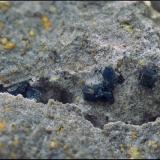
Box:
left=82, top=67, right=125, bottom=104
left=139, top=65, right=158, bottom=89
left=0, top=81, right=41, bottom=101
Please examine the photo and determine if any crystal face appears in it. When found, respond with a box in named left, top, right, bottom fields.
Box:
left=82, top=67, right=124, bottom=104
left=139, top=66, right=158, bottom=89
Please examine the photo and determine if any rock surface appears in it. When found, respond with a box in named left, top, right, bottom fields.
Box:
left=0, top=1, right=160, bottom=158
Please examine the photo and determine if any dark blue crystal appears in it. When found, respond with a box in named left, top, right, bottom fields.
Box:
left=25, top=86, right=42, bottom=101
left=6, top=81, right=29, bottom=96
left=82, top=85, right=97, bottom=102
left=82, top=83, right=114, bottom=104
left=102, top=67, right=124, bottom=90
left=139, top=66, right=158, bottom=89
left=82, top=67, right=124, bottom=104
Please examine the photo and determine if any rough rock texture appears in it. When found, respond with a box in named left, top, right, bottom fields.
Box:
left=0, top=1, right=160, bottom=159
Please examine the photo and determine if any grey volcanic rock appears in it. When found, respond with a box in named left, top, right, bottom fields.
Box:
left=0, top=1, right=160, bottom=159
left=0, top=94, right=160, bottom=159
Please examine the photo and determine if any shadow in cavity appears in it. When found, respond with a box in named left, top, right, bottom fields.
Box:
left=36, top=77, right=73, bottom=104
left=0, top=78, right=73, bottom=104
left=140, top=112, right=159, bottom=125
left=84, top=114, right=109, bottom=129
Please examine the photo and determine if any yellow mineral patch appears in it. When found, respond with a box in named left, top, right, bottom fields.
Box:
left=128, top=147, right=141, bottom=159
left=29, top=29, right=36, bottom=37
left=48, top=139, right=60, bottom=149
left=120, top=21, right=133, bottom=33
left=0, top=121, right=6, bottom=132
left=0, top=38, right=16, bottom=50
left=0, top=1, right=11, bottom=11
left=148, top=140, right=159, bottom=150
left=3, top=41, right=16, bottom=50
left=120, top=144, right=125, bottom=152
left=41, top=15, right=52, bottom=31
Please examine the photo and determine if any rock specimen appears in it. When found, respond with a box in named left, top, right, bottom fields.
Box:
left=0, top=1, right=160, bottom=159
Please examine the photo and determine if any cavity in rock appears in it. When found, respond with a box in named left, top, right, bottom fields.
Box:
left=0, top=78, right=73, bottom=104
left=84, top=114, right=109, bottom=129
left=25, top=86, right=42, bottom=101
left=5, top=81, right=30, bottom=96
left=34, top=78, right=73, bottom=104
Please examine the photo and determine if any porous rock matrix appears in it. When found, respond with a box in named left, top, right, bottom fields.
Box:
left=0, top=1, right=160, bottom=159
